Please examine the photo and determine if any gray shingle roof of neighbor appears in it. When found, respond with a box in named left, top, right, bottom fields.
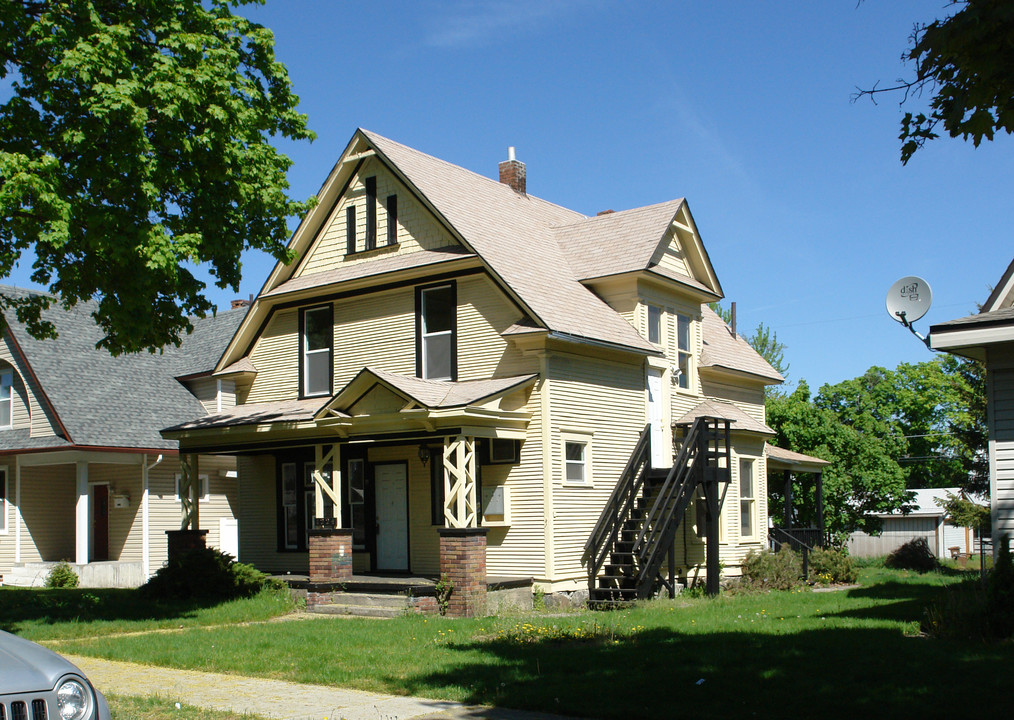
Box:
left=0, top=286, right=244, bottom=450
left=164, top=397, right=327, bottom=433
left=674, top=398, right=775, bottom=436
left=699, top=306, right=784, bottom=383
left=361, top=130, right=658, bottom=354
left=930, top=305, right=1014, bottom=331
left=0, top=428, right=74, bottom=452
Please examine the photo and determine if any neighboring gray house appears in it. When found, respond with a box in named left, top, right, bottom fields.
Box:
left=930, top=258, right=1014, bottom=555
left=0, top=287, right=244, bottom=586
left=847, top=487, right=978, bottom=559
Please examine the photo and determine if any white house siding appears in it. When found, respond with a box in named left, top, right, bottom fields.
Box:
left=547, top=352, right=644, bottom=590
left=186, top=377, right=236, bottom=415
left=700, top=379, right=767, bottom=423
left=848, top=516, right=941, bottom=558
left=296, top=158, right=460, bottom=277
left=0, top=337, right=61, bottom=438
left=989, top=365, right=1014, bottom=546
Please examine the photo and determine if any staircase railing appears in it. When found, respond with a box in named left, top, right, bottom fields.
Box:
left=582, top=425, right=651, bottom=590
left=768, top=527, right=824, bottom=553
left=630, top=417, right=710, bottom=598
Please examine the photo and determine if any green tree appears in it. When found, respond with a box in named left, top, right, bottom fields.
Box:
left=856, top=0, right=1014, bottom=164
left=767, top=381, right=910, bottom=543
left=0, top=0, right=315, bottom=354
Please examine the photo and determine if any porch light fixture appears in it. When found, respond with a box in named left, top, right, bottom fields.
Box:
left=418, top=444, right=431, bottom=467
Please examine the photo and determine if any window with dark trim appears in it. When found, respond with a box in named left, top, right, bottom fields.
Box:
left=346, top=206, right=356, bottom=254
left=300, top=305, right=333, bottom=397
left=416, top=282, right=456, bottom=381
left=280, top=461, right=299, bottom=550
left=365, top=176, right=377, bottom=250
left=430, top=449, right=444, bottom=526
left=386, top=195, right=398, bottom=245
left=348, top=458, right=366, bottom=548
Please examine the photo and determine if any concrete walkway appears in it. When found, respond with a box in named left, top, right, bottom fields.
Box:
left=69, top=655, right=573, bottom=720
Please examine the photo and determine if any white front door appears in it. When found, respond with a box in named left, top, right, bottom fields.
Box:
left=375, top=463, right=409, bottom=571
left=648, top=368, right=668, bottom=468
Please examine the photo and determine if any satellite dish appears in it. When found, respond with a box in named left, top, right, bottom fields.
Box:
left=886, top=276, right=932, bottom=326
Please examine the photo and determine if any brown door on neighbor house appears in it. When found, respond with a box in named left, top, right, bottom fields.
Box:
left=92, top=485, right=109, bottom=561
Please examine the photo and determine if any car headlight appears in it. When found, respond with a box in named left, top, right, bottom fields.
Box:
left=56, top=679, right=90, bottom=720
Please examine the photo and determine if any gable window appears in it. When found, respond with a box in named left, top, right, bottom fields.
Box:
left=346, top=206, right=357, bottom=254
left=365, top=176, right=377, bottom=250
left=0, top=466, right=8, bottom=534
left=301, top=305, right=333, bottom=397
left=416, top=283, right=456, bottom=381
left=647, top=305, right=662, bottom=345
left=386, top=195, right=398, bottom=245
left=0, top=370, right=11, bottom=428
left=676, top=313, right=692, bottom=390
left=740, top=458, right=756, bottom=539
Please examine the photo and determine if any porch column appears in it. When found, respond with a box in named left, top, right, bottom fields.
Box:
left=783, top=472, right=793, bottom=529
left=75, top=462, right=89, bottom=565
left=815, top=471, right=825, bottom=545
left=439, top=435, right=487, bottom=617
left=312, top=444, right=342, bottom=527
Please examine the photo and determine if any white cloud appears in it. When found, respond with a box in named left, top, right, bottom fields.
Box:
left=424, top=0, right=603, bottom=49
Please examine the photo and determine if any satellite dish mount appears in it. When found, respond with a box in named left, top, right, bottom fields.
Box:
left=885, top=276, right=934, bottom=350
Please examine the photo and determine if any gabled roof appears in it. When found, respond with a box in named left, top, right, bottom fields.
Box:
left=552, top=199, right=721, bottom=297
left=0, top=286, right=244, bottom=450
left=674, top=398, right=775, bottom=435
left=984, top=257, right=1014, bottom=312
left=318, top=367, right=537, bottom=418
left=699, top=306, right=783, bottom=384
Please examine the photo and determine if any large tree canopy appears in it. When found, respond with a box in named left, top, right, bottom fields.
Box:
left=0, top=0, right=314, bottom=354
left=857, top=0, right=1014, bottom=163
left=768, top=356, right=987, bottom=542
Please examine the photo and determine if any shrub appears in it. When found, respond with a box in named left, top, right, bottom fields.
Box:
left=140, top=548, right=282, bottom=603
left=45, top=561, right=80, bottom=589
left=924, top=577, right=990, bottom=641
left=987, top=535, right=1014, bottom=638
left=885, top=537, right=938, bottom=573
left=741, top=548, right=803, bottom=590
left=809, top=547, right=858, bottom=585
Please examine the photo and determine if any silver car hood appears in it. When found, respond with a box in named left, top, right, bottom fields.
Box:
left=0, top=630, right=78, bottom=692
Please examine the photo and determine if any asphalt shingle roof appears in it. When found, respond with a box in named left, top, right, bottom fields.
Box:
left=674, top=398, right=775, bottom=435
left=699, top=306, right=783, bottom=383
left=362, top=130, right=657, bottom=353
left=0, top=286, right=243, bottom=450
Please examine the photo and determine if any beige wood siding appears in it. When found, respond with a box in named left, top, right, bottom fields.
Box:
left=368, top=446, right=439, bottom=575
left=700, top=379, right=767, bottom=422
left=17, top=464, right=76, bottom=562
left=547, top=352, right=644, bottom=585
left=0, top=337, right=61, bottom=437
left=656, top=230, right=691, bottom=277
left=296, top=157, right=460, bottom=277
left=247, top=309, right=299, bottom=402
left=186, top=377, right=235, bottom=415
left=237, top=454, right=297, bottom=572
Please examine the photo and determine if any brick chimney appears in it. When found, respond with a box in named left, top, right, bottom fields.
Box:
left=498, top=146, right=526, bottom=194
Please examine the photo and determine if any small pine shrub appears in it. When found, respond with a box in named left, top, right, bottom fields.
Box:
left=885, top=537, right=938, bottom=573
left=810, top=547, right=858, bottom=585
left=741, top=548, right=803, bottom=590
left=45, top=561, right=79, bottom=589
left=140, top=548, right=282, bottom=603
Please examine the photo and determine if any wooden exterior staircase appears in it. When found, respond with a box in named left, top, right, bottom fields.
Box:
left=583, top=416, right=731, bottom=606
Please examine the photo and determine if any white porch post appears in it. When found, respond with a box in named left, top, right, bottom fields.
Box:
left=14, top=460, right=21, bottom=563
left=75, top=461, right=89, bottom=565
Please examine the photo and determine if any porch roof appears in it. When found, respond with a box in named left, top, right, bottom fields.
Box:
left=164, top=398, right=330, bottom=433
left=674, top=398, right=775, bottom=436
left=765, top=444, right=830, bottom=473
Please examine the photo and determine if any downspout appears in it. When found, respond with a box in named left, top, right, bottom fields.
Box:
left=142, top=454, right=164, bottom=578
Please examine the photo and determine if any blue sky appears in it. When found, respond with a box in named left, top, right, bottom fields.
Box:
left=5, top=1, right=1012, bottom=391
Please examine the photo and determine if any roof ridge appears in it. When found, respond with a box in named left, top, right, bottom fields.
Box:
left=550, top=197, right=686, bottom=229
left=360, top=128, right=587, bottom=222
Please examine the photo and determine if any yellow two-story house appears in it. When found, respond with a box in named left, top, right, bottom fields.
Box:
left=164, top=130, right=782, bottom=614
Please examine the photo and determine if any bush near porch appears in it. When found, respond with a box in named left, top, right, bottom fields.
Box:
left=20, top=565, right=1014, bottom=720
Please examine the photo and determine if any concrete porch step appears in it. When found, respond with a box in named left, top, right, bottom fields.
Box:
left=311, top=591, right=411, bottom=618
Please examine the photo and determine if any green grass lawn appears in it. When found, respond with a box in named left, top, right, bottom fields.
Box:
left=107, top=695, right=267, bottom=720
left=26, top=566, right=1010, bottom=720
left=0, top=586, right=293, bottom=641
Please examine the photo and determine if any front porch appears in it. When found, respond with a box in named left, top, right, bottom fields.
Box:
left=765, top=444, right=831, bottom=553
left=272, top=572, right=533, bottom=617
